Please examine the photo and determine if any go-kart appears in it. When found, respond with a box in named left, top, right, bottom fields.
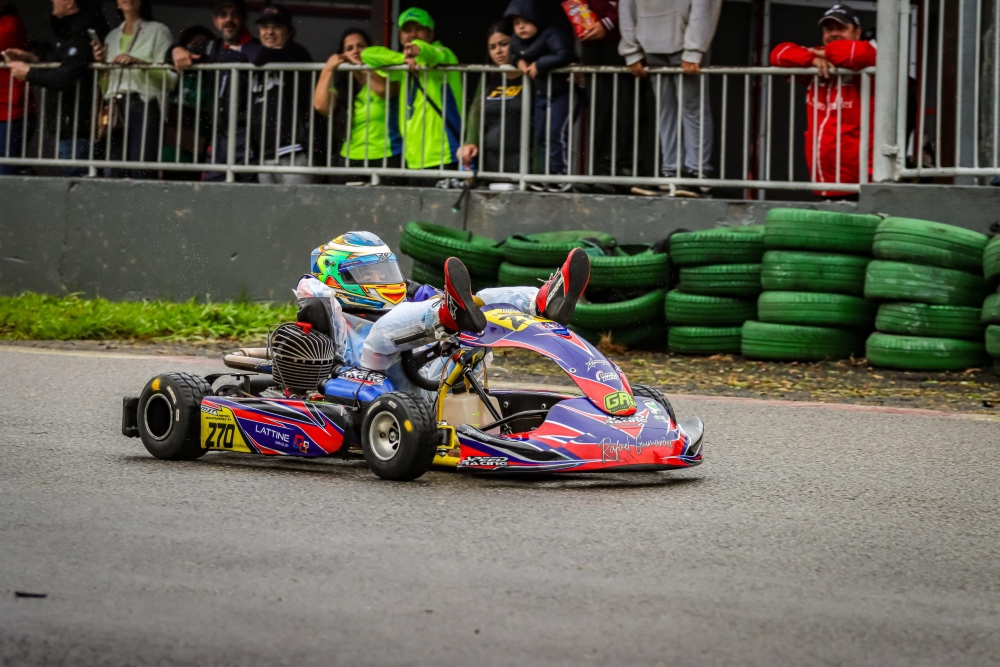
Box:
left=121, top=304, right=704, bottom=481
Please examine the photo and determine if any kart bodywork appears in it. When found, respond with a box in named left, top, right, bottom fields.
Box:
left=123, top=305, right=703, bottom=479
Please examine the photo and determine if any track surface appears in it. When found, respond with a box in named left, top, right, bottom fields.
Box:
left=1, top=347, right=999, bottom=666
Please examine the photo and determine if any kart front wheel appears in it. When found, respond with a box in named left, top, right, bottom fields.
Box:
left=632, top=384, right=678, bottom=425
left=361, top=391, right=437, bottom=481
left=137, top=372, right=212, bottom=461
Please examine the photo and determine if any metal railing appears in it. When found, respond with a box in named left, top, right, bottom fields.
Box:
left=1, top=61, right=874, bottom=193
left=895, top=0, right=1000, bottom=180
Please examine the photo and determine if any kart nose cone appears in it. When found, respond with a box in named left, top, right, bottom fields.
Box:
left=678, top=416, right=704, bottom=460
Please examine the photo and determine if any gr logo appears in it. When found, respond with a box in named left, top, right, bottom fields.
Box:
left=603, top=391, right=636, bottom=414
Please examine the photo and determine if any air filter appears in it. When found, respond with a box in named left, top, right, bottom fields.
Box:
left=269, top=322, right=336, bottom=394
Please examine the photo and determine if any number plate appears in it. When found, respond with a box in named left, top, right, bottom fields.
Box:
left=200, top=403, right=252, bottom=453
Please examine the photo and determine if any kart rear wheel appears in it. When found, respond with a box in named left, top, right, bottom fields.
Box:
left=631, top=385, right=677, bottom=425
left=137, top=372, right=212, bottom=461
left=361, top=392, right=437, bottom=481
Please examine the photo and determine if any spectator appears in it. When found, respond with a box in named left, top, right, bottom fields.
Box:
left=250, top=5, right=313, bottom=185
left=620, top=0, right=722, bottom=196
left=0, top=0, right=31, bottom=175
left=456, top=20, right=524, bottom=174
left=361, top=7, right=462, bottom=172
left=163, top=24, right=214, bottom=170
left=170, top=0, right=260, bottom=181
left=771, top=3, right=876, bottom=199
left=314, top=28, right=401, bottom=170
left=504, top=0, right=574, bottom=191
left=93, top=0, right=176, bottom=179
left=6, top=0, right=109, bottom=176
left=578, top=0, right=635, bottom=191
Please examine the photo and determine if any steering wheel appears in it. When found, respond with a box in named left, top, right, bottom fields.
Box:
left=400, top=341, right=460, bottom=392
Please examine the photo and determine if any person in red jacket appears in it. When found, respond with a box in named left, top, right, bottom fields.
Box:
left=0, top=0, right=31, bottom=175
left=770, top=3, right=876, bottom=198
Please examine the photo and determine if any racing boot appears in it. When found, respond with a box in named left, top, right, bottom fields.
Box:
left=534, top=247, right=590, bottom=325
left=438, top=257, right=488, bottom=334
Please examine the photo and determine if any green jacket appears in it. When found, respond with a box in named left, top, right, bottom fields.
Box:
left=361, top=40, right=463, bottom=169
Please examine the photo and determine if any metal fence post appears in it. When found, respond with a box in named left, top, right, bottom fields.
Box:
left=226, top=67, right=239, bottom=183
left=873, top=0, right=903, bottom=182
left=518, top=74, right=532, bottom=191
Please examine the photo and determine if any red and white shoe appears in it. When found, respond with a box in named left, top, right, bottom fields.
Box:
left=438, top=257, right=487, bottom=334
left=535, top=247, right=590, bottom=325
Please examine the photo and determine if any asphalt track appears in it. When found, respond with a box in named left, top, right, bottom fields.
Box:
left=1, top=346, right=999, bottom=667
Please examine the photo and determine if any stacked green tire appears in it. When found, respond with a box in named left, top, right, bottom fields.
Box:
left=669, top=226, right=764, bottom=354
left=864, top=218, right=989, bottom=371
left=743, top=209, right=880, bottom=361
left=498, top=231, right=669, bottom=349
left=400, top=222, right=504, bottom=289
left=982, top=267, right=1000, bottom=376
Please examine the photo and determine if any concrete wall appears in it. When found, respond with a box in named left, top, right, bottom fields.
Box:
left=7, top=178, right=996, bottom=303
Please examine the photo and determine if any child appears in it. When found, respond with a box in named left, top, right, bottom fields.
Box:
left=504, top=0, right=574, bottom=190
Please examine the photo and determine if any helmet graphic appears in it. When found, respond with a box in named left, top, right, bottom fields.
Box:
left=311, top=232, right=407, bottom=311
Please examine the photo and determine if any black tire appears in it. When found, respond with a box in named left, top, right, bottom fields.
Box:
left=677, top=263, right=762, bottom=298
left=631, top=384, right=677, bottom=425
left=982, top=293, right=1000, bottom=325
left=361, top=391, right=437, bottom=481
left=664, top=290, right=758, bottom=326
left=573, top=289, right=667, bottom=329
left=764, top=208, right=882, bottom=254
left=864, top=260, right=987, bottom=307
left=503, top=230, right=615, bottom=267
left=668, top=326, right=743, bottom=355
left=866, top=332, right=990, bottom=371
left=761, top=250, right=870, bottom=295
left=137, top=372, right=212, bottom=461
left=741, top=321, right=863, bottom=361
left=757, top=291, right=876, bottom=328
left=872, top=217, right=988, bottom=274
left=399, top=222, right=505, bottom=279
left=589, top=245, right=669, bottom=289
left=875, top=303, right=984, bottom=340
left=669, top=225, right=766, bottom=266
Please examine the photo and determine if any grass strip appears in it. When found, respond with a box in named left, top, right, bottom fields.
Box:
left=0, top=293, right=295, bottom=342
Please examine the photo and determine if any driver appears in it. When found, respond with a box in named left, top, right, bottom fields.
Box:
left=294, top=231, right=590, bottom=391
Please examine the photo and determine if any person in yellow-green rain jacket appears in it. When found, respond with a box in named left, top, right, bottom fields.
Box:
left=360, top=7, right=462, bottom=170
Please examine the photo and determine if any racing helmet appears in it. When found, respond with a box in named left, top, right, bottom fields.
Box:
left=310, top=232, right=407, bottom=311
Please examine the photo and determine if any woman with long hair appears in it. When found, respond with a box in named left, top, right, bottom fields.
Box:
left=456, top=20, right=524, bottom=175
left=93, top=0, right=176, bottom=178
left=314, top=28, right=401, bottom=170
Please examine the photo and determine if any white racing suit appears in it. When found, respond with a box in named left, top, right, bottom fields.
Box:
left=295, top=276, right=538, bottom=393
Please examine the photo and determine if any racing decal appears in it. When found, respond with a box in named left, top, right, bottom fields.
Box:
left=200, top=402, right=253, bottom=453
left=461, top=456, right=508, bottom=467
left=483, top=308, right=546, bottom=332
left=595, top=371, right=619, bottom=382
left=603, top=391, right=636, bottom=415
left=337, top=368, right=387, bottom=384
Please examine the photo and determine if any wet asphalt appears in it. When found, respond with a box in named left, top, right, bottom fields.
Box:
left=1, top=346, right=999, bottom=666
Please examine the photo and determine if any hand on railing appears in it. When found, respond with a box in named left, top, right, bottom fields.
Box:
left=456, top=144, right=478, bottom=168
left=629, top=60, right=646, bottom=79
left=171, top=46, right=200, bottom=71
left=808, top=48, right=832, bottom=79
left=403, top=43, right=420, bottom=72
left=681, top=60, right=701, bottom=76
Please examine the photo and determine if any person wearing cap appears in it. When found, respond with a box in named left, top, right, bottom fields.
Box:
left=360, top=7, right=462, bottom=171
left=252, top=4, right=314, bottom=184
left=168, top=0, right=263, bottom=181
left=771, top=3, right=876, bottom=199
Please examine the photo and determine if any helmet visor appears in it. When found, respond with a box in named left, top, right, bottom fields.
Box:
left=341, top=261, right=405, bottom=285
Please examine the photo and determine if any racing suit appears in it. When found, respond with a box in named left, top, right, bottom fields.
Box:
left=295, top=276, right=537, bottom=392
left=360, top=41, right=462, bottom=170
left=770, top=39, right=877, bottom=197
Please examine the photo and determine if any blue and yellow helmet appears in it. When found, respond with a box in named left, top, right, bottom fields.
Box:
left=310, top=232, right=407, bottom=311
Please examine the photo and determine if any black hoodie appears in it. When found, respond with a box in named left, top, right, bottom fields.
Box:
left=504, top=0, right=574, bottom=96
left=26, top=8, right=109, bottom=138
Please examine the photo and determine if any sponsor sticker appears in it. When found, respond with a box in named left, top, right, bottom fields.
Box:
left=463, top=456, right=508, bottom=467
left=596, top=371, right=620, bottom=382
left=603, top=391, right=636, bottom=414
